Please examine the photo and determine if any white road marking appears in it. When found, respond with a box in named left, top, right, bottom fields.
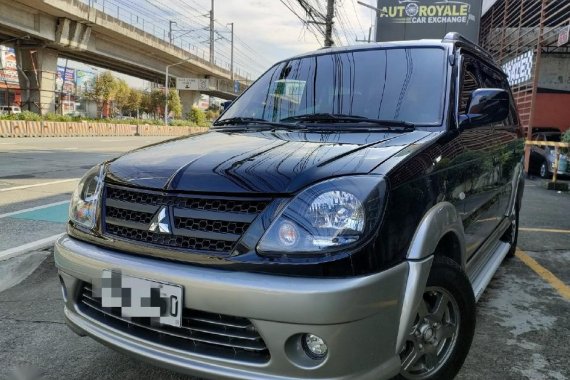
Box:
left=0, top=200, right=70, bottom=219
left=0, top=178, right=79, bottom=192
left=0, top=233, right=64, bottom=261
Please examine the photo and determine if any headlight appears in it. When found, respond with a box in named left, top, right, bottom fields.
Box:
left=69, top=164, right=105, bottom=229
left=257, top=176, right=386, bottom=256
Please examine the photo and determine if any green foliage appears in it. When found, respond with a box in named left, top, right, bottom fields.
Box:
left=114, top=79, right=131, bottom=113
left=150, top=89, right=166, bottom=116
left=168, top=88, right=183, bottom=118
left=187, top=107, right=207, bottom=126
left=562, top=130, right=570, bottom=154
left=125, top=90, right=143, bottom=115
left=169, top=119, right=195, bottom=127
left=44, top=112, right=73, bottom=122
left=94, top=71, right=118, bottom=103
left=205, top=109, right=219, bottom=121
left=15, top=111, right=42, bottom=121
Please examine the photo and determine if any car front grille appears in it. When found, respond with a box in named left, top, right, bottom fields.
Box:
left=77, top=284, right=270, bottom=363
left=102, top=185, right=269, bottom=254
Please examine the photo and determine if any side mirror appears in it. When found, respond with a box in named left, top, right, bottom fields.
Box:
left=459, top=88, right=510, bottom=128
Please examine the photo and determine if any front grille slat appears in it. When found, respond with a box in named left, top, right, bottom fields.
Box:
left=106, top=199, right=159, bottom=214
left=105, top=217, right=149, bottom=230
left=102, top=184, right=270, bottom=255
left=172, top=227, right=241, bottom=242
left=78, top=285, right=270, bottom=362
left=173, top=208, right=257, bottom=224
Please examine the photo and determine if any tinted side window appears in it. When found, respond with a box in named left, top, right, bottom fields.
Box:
left=459, top=59, right=480, bottom=114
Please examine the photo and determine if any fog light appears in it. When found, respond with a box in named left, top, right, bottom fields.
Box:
left=302, top=333, right=328, bottom=359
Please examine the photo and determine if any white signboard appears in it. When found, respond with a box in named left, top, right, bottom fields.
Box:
left=538, top=54, right=570, bottom=92
left=176, top=77, right=210, bottom=91
left=502, top=51, right=533, bottom=86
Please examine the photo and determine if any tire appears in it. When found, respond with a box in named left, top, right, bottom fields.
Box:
left=395, top=257, right=476, bottom=380
left=502, top=204, right=519, bottom=258
left=539, top=161, right=550, bottom=179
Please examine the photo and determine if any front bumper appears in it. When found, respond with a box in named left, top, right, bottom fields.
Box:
left=55, top=235, right=415, bottom=380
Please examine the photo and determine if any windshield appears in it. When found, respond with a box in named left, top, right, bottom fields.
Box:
left=219, top=47, right=447, bottom=126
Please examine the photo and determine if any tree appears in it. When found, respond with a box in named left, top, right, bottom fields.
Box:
left=85, top=71, right=117, bottom=117
left=188, top=106, right=207, bottom=126
left=125, top=89, right=143, bottom=117
left=150, top=89, right=166, bottom=118
left=140, top=91, right=153, bottom=116
left=114, top=79, right=131, bottom=115
left=168, top=88, right=182, bottom=119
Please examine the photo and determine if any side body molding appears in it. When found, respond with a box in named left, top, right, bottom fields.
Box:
left=395, top=202, right=466, bottom=354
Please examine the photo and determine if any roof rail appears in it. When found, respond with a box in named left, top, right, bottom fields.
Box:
left=442, top=32, right=498, bottom=65
left=442, top=32, right=476, bottom=45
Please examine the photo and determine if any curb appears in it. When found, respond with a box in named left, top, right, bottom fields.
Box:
left=0, top=233, right=64, bottom=262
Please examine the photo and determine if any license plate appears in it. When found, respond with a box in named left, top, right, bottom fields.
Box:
left=98, top=270, right=183, bottom=328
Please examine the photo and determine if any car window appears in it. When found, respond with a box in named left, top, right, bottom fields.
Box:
left=459, top=59, right=480, bottom=114
left=220, top=47, right=448, bottom=126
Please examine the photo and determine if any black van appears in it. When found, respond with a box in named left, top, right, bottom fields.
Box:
left=56, top=33, right=524, bottom=380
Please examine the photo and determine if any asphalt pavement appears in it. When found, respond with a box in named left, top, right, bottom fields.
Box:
left=0, top=137, right=172, bottom=251
left=0, top=138, right=569, bottom=380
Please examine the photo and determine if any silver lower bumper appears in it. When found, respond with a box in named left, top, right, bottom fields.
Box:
left=55, top=235, right=416, bottom=380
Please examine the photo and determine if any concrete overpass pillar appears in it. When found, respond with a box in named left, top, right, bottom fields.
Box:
left=180, top=90, right=201, bottom=117
left=16, top=47, right=58, bottom=115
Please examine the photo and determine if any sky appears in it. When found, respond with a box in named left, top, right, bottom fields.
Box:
left=214, top=0, right=375, bottom=67
left=58, top=1, right=377, bottom=90
left=80, top=0, right=377, bottom=87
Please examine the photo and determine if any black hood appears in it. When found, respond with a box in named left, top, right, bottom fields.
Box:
left=105, top=129, right=433, bottom=194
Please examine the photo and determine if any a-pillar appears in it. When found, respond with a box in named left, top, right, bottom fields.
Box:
left=16, top=46, right=58, bottom=115
left=179, top=90, right=201, bottom=118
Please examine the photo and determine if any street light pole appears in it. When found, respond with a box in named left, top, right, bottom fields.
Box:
left=169, top=21, right=177, bottom=45
left=227, top=22, right=234, bottom=80
left=164, top=56, right=193, bottom=125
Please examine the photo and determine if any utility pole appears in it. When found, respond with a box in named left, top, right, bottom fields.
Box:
left=169, top=21, right=177, bottom=44
left=227, top=22, right=234, bottom=80
left=356, top=26, right=373, bottom=43
left=209, top=0, right=215, bottom=64
left=324, top=0, right=335, bottom=47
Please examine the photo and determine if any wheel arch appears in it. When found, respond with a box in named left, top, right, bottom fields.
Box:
left=406, top=201, right=466, bottom=269
left=396, top=202, right=466, bottom=355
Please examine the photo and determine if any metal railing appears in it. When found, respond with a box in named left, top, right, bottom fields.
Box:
left=63, top=0, right=253, bottom=81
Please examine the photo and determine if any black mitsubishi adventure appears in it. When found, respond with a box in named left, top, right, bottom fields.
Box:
left=56, top=33, right=525, bottom=380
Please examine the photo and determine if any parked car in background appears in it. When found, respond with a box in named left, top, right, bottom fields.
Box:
left=0, top=105, right=21, bottom=115
left=529, top=130, right=569, bottom=178
left=55, top=33, right=524, bottom=380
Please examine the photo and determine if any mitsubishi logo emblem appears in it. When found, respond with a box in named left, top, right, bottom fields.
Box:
left=149, top=206, right=171, bottom=234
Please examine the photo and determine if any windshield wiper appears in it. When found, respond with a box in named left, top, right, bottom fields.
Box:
left=279, top=113, right=415, bottom=130
left=213, top=117, right=303, bottom=129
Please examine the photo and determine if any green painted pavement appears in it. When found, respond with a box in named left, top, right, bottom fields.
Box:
left=11, top=202, right=69, bottom=223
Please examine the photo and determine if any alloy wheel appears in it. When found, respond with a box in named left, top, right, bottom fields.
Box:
left=400, top=286, right=461, bottom=379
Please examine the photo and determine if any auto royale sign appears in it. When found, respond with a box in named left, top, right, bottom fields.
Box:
left=375, top=0, right=483, bottom=43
